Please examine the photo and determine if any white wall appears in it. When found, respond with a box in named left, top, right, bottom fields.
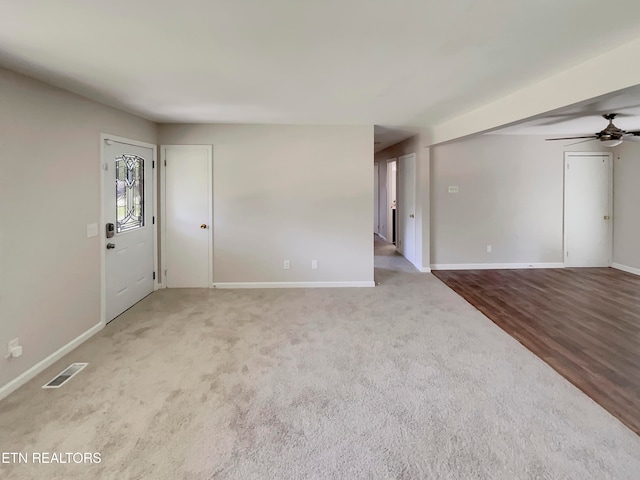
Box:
left=613, top=141, right=640, bottom=271
left=0, top=67, right=158, bottom=392
left=430, top=134, right=605, bottom=267
left=159, top=124, right=374, bottom=285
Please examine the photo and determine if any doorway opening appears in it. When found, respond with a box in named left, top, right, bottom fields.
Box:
left=387, top=160, right=397, bottom=245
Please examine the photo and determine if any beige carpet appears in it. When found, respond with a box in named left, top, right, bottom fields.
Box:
left=1, top=237, right=639, bottom=479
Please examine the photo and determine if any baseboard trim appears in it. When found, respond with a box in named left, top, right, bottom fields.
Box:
left=0, top=322, right=103, bottom=401
left=377, top=234, right=388, bottom=242
left=430, top=262, right=565, bottom=270
left=154, top=282, right=165, bottom=290
left=612, top=263, right=640, bottom=276
left=211, top=281, right=375, bottom=289
left=420, top=267, right=432, bottom=273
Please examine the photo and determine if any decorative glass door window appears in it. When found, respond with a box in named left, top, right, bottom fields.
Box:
left=115, top=154, right=145, bottom=233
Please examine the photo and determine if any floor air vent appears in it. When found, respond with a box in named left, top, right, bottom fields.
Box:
left=42, top=363, right=88, bottom=389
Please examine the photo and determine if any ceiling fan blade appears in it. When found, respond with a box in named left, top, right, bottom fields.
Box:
left=564, top=138, right=598, bottom=147
left=623, top=132, right=640, bottom=142
left=545, top=136, right=597, bottom=141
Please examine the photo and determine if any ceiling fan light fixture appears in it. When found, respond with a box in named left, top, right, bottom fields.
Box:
left=601, top=139, right=623, bottom=147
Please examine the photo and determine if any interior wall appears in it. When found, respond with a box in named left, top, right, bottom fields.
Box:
left=613, top=141, right=640, bottom=271
left=0, top=67, right=158, bottom=391
left=158, top=124, right=374, bottom=284
left=375, top=135, right=430, bottom=271
left=430, top=134, right=605, bottom=267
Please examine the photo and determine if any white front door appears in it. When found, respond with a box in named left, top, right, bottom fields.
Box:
left=163, top=145, right=212, bottom=288
left=103, top=139, right=155, bottom=322
left=564, top=153, right=612, bottom=267
left=398, top=153, right=416, bottom=266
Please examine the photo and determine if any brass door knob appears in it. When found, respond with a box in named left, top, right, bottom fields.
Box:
left=200, top=224, right=208, bottom=229
left=604, top=215, right=610, bottom=220
left=409, top=214, right=415, bottom=218
left=106, top=243, right=116, bottom=249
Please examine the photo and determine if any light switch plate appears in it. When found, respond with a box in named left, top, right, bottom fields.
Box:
left=448, top=186, right=459, bottom=193
left=86, top=223, right=98, bottom=238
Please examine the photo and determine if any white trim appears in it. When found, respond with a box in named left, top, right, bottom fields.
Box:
left=160, top=145, right=214, bottom=288
left=419, top=267, right=432, bottom=273
left=563, top=152, right=613, bottom=268
left=0, top=323, right=103, bottom=401
left=100, top=134, right=159, bottom=326
left=430, top=263, right=565, bottom=270
left=211, top=281, right=375, bottom=289
left=612, top=263, right=640, bottom=276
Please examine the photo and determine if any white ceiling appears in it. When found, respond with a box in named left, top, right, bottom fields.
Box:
left=2, top=1, right=640, bottom=128
left=491, top=84, right=640, bottom=136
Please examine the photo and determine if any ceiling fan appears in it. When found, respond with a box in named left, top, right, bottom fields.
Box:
left=545, top=113, right=640, bottom=147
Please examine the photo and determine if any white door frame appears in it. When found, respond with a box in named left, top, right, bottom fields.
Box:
left=563, top=151, right=613, bottom=267
left=160, top=145, right=214, bottom=288
left=99, top=134, right=159, bottom=326
left=386, top=158, right=397, bottom=244
left=373, top=163, right=379, bottom=235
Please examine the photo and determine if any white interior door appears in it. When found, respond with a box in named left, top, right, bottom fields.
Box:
left=374, top=164, right=379, bottom=234
left=398, top=153, right=416, bottom=266
left=163, top=145, right=212, bottom=288
left=564, top=153, right=612, bottom=267
left=103, top=140, right=155, bottom=322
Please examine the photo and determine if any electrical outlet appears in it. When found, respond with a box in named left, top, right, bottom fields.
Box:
left=311, top=260, right=318, bottom=270
left=448, top=186, right=459, bottom=193
left=487, top=245, right=492, bottom=253
left=283, top=260, right=290, bottom=270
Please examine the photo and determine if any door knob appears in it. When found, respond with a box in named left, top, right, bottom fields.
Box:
left=409, top=214, right=415, bottom=218
left=603, top=215, right=610, bottom=220
left=106, top=243, right=116, bottom=249
left=200, top=224, right=208, bottom=229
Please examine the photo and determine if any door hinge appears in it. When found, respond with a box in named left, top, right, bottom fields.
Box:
left=164, top=160, right=167, bottom=166
left=567, top=163, right=570, bottom=170
left=103, top=163, right=108, bottom=171
left=566, top=251, right=569, bottom=257
left=153, top=271, right=156, bottom=280
left=152, top=216, right=155, bottom=225
left=152, top=160, right=155, bottom=168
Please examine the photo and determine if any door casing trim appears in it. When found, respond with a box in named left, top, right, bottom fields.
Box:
left=99, top=134, right=159, bottom=326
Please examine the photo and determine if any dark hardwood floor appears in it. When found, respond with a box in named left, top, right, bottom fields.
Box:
left=432, top=268, right=640, bottom=435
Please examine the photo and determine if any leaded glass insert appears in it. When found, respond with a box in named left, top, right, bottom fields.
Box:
left=116, top=154, right=145, bottom=233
